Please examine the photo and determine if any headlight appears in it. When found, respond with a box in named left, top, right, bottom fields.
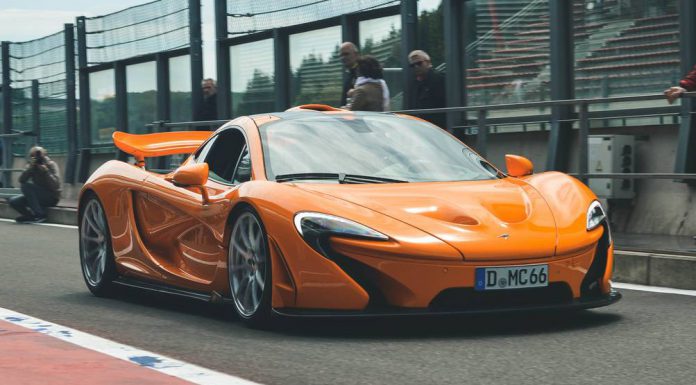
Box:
left=294, top=212, right=389, bottom=240
left=586, top=200, right=607, bottom=231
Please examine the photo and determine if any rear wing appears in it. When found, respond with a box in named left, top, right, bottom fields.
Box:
left=113, top=131, right=213, bottom=167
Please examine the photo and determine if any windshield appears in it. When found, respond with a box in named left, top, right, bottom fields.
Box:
left=259, top=113, right=500, bottom=183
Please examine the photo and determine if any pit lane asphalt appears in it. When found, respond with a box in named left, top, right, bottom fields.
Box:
left=1, top=221, right=695, bottom=385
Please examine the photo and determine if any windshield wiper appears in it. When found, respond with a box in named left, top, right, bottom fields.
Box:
left=275, top=173, right=408, bottom=184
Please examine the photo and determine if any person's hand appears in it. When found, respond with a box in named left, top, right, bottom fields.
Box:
left=347, top=88, right=355, bottom=98
left=664, top=86, right=686, bottom=104
left=36, top=164, right=48, bottom=172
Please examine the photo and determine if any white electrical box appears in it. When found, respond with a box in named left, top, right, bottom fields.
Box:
left=588, top=135, right=635, bottom=199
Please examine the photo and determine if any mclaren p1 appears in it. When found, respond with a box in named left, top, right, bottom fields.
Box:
left=78, top=105, right=620, bottom=327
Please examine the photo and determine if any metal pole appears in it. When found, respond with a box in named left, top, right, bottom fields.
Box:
left=273, top=29, right=290, bottom=110
left=341, top=14, right=358, bottom=45
left=189, top=0, right=205, bottom=119
left=76, top=16, right=91, bottom=182
left=578, top=101, right=589, bottom=185
left=443, top=0, right=466, bottom=139
left=401, top=0, right=418, bottom=109
left=31, top=80, right=40, bottom=145
left=64, top=23, right=78, bottom=184
left=214, top=0, right=231, bottom=118
left=156, top=53, right=170, bottom=170
left=546, top=0, right=574, bottom=172
left=1, top=41, right=13, bottom=187
left=114, top=62, right=127, bottom=161
left=156, top=53, right=170, bottom=128
left=476, top=109, right=487, bottom=158
left=674, top=0, right=696, bottom=176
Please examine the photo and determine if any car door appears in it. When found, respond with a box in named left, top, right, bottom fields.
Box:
left=134, top=127, right=251, bottom=290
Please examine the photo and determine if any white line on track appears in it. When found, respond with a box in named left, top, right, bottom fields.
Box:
left=612, top=282, right=696, bottom=297
left=0, top=217, right=77, bottom=229
left=0, top=307, right=262, bottom=385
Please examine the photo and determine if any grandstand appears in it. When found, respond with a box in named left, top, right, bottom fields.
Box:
left=466, top=0, right=680, bottom=107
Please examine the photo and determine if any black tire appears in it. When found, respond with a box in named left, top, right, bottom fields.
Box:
left=227, top=206, right=274, bottom=328
left=78, top=193, right=117, bottom=297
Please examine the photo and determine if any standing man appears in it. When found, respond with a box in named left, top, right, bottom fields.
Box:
left=408, top=50, right=446, bottom=129
left=339, top=42, right=359, bottom=108
left=9, top=146, right=61, bottom=223
left=195, top=78, right=218, bottom=130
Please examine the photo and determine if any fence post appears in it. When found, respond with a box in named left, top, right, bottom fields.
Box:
left=476, top=109, right=487, bottom=158
left=156, top=53, right=170, bottom=127
left=189, top=0, right=205, bottom=119
left=156, top=53, right=170, bottom=170
left=214, top=0, right=231, bottom=118
left=675, top=0, right=696, bottom=177
left=443, top=0, right=466, bottom=139
left=578, top=101, right=589, bottom=185
left=273, top=29, right=290, bottom=110
left=341, top=14, right=358, bottom=45
left=114, top=62, right=127, bottom=161
left=31, top=80, right=40, bottom=145
left=1, top=41, right=12, bottom=187
left=76, top=16, right=91, bottom=182
left=546, top=0, right=574, bottom=172
left=64, top=23, right=78, bottom=184
left=401, top=0, right=417, bottom=109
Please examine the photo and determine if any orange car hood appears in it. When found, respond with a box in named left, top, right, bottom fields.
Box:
left=296, top=178, right=558, bottom=261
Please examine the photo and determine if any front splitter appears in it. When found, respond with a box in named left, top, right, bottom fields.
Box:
left=272, top=290, right=622, bottom=318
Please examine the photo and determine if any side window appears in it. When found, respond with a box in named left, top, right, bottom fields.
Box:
left=194, top=136, right=217, bottom=163
left=232, top=146, right=251, bottom=184
left=202, top=128, right=250, bottom=184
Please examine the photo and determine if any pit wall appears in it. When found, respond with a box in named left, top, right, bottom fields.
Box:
left=462, top=123, right=694, bottom=235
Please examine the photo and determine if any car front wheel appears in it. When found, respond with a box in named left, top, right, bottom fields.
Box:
left=228, top=207, right=273, bottom=327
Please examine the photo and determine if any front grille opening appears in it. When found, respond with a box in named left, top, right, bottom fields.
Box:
left=429, top=282, right=573, bottom=311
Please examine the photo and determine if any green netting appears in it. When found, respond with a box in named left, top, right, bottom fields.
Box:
left=39, top=80, right=68, bottom=154
left=9, top=29, right=70, bottom=154
left=84, top=0, right=190, bottom=65
left=227, top=0, right=400, bottom=35
left=10, top=86, right=34, bottom=156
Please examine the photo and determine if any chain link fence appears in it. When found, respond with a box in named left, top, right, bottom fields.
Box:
left=8, top=30, right=70, bottom=155
left=84, top=0, right=190, bottom=65
left=226, top=0, right=399, bottom=35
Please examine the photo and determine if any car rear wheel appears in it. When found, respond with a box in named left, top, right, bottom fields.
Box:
left=228, top=207, right=272, bottom=327
left=79, top=195, right=117, bottom=296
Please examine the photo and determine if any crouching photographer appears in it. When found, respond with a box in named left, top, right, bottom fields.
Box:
left=8, top=146, right=61, bottom=223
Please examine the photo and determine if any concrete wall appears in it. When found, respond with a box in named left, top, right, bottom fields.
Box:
left=465, top=123, right=694, bottom=236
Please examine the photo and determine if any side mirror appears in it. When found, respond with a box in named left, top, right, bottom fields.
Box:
left=505, top=154, right=533, bottom=177
left=168, top=163, right=210, bottom=204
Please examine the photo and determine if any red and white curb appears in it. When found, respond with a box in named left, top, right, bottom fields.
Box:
left=0, top=307, right=261, bottom=385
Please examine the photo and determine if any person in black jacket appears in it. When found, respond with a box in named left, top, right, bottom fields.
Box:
left=339, top=42, right=359, bottom=108
left=408, top=50, right=446, bottom=129
left=8, top=146, right=61, bottom=223
left=195, top=78, right=218, bottom=130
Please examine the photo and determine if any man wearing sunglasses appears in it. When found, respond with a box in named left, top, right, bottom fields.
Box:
left=408, top=50, right=446, bottom=129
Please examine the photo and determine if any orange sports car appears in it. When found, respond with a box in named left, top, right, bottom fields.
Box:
left=78, top=105, right=620, bottom=327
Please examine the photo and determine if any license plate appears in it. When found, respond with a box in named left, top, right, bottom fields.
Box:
left=475, top=264, right=549, bottom=291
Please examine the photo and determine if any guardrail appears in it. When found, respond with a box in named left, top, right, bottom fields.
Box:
left=144, top=92, right=696, bottom=183
left=3, top=92, right=695, bottom=187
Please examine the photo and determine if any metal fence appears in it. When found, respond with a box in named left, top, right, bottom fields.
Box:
left=1, top=0, right=696, bottom=188
left=0, top=0, right=201, bottom=187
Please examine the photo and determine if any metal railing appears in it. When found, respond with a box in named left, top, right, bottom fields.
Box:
left=2, top=92, right=695, bottom=187
left=138, top=92, right=696, bottom=183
